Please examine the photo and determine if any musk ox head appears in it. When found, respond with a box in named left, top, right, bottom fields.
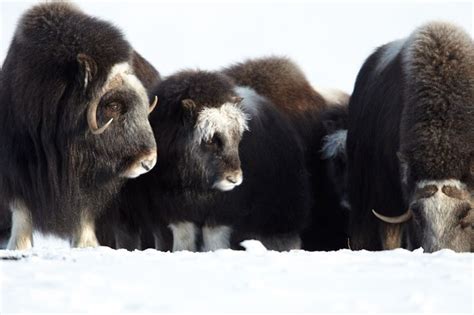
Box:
left=79, top=55, right=158, bottom=179
left=397, top=155, right=473, bottom=252
left=373, top=154, right=473, bottom=252
left=7, top=3, right=158, bottom=183
left=154, top=70, right=248, bottom=191
left=187, top=98, right=247, bottom=191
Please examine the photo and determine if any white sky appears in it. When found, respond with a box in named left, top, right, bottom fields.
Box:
left=1, top=0, right=472, bottom=93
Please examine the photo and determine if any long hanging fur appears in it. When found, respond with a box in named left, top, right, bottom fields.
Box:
left=347, top=21, right=473, bottom=250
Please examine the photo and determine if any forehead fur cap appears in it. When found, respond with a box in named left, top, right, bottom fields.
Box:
left=157, top=70, right=238, bottom=108
left=14, top=2, right=131, bottom=74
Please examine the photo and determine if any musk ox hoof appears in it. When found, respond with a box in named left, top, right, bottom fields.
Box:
left=7, top=235, right=33, bottom=251
left=72, top=237, right=99, bottom=248
left=72, top=224, right=99, bottom=248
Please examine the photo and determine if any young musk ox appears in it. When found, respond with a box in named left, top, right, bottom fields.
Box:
left=113, top=70, right=311, bottom=251
left=347, top=22, right=473, bottom=252
left=0, top=3, right=158, bottom=249
left=223, top=57, right=350, bottom=250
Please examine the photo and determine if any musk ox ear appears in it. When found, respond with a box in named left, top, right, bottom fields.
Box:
left=231, top=96, right=244, bottom=106
left=77, top=53, right=98, bottom=90
left=182, top=99, right=197, bottom=112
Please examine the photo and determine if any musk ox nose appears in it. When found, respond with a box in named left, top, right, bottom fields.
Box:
left=213, top=169, right=243, bottom=191
left=141, top=158, right=155, bottom=171
left=122, top=150, right=157, bottom=178
left=140, top=150, right=157, bottom=172
left=226, top=169, right=243, bottom=186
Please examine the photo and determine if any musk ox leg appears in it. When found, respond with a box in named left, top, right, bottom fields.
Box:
left=115, top=227, right=141, bottom=251
left=259, top=233, right=302, bottom=251
left=381, top=223, right=403, bottom=250
left=153, top=225, right=173, bottom=251
left=7, top=200, right=33, bottom=250
left=168, top=221, right=197, bottom=252
left=72, top=212, right=99, bottom=248
left=201, top=225, right=232, bottom=251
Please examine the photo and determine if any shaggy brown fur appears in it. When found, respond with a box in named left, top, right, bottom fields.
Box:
left=223, top=56, right=327, bottom=115
left=400, top=22, right=474, bottom=183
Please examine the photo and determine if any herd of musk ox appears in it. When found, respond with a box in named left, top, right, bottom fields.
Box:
left=0, top=3, right=472, bottom=253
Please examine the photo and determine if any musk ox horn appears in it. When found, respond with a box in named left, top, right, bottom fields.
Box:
left=149, top=95, right=158, bottom=114
left=87, top=101, right=113, bottom=135
left=372, top=208, right=413, bottom=224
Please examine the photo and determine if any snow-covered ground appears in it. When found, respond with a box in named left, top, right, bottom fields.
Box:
left=1, top=241, right=472, bottom=313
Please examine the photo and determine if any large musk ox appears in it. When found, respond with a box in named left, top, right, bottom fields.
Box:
left=223, top=57, right=350, bottom=250
left=347, top=22, right=473, bottom=252
left=110, top=70, right=311, bottom=251
left=0, top=3, right=159, bottom=249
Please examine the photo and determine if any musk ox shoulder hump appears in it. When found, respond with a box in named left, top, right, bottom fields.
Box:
left=223, top=56, right=326, bottom=112
left=16, top=2, right=131, bottom=67
left=403, top=21, right=473, bottom=91
left=401, top=21, right=474, bottom=180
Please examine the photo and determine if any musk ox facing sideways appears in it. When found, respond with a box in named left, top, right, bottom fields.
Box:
left=0, top=3, right=158, bottom=249
left=109, top=70, right=311, bottom=251
left=347, top=22, right=473, bottom=252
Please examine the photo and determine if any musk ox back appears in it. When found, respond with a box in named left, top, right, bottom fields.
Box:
left=347, top=22, right=473, bottom=252
left=0, top=3, right=158, bottom=249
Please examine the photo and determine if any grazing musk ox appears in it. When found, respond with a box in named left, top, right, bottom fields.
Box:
left=0, top=3, right=158, bottom=249
left=223, top=57, right=350, bottom=250
left=112, top=69, right=311, bottom=251
left=347, top=22, right=473, bottom=252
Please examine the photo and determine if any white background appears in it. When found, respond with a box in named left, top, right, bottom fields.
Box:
left=1, top=0, right=472, bottom=93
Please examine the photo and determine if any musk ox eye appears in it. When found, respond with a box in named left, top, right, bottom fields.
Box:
left=204, top=135, right=222, bottom=147
left=457, top=205, right=471, bottom=221
left=104, top=101, right=123, bottom=118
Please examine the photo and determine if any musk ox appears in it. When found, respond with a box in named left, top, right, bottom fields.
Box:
left=0, top=3, right=158, bottom=249
left=346, top=22, right=473, bottom=252
left=109, top=69, right=311, bottom=251
left=304, top=104, right=350, bottom=250
left=223, top=57, right=350, bottom=250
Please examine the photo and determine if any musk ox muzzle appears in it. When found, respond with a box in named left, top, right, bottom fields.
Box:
left=213, top=168, right=243, bottom=191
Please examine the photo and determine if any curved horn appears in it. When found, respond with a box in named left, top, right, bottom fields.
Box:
left=87, top=100, right=113, bottom=135
left=372, top=209, right=413, bottom=224
left=149, top=95, right=158, bottom=114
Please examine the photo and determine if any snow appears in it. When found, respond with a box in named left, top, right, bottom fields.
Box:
left=1, top=245, right=472, bottom=313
